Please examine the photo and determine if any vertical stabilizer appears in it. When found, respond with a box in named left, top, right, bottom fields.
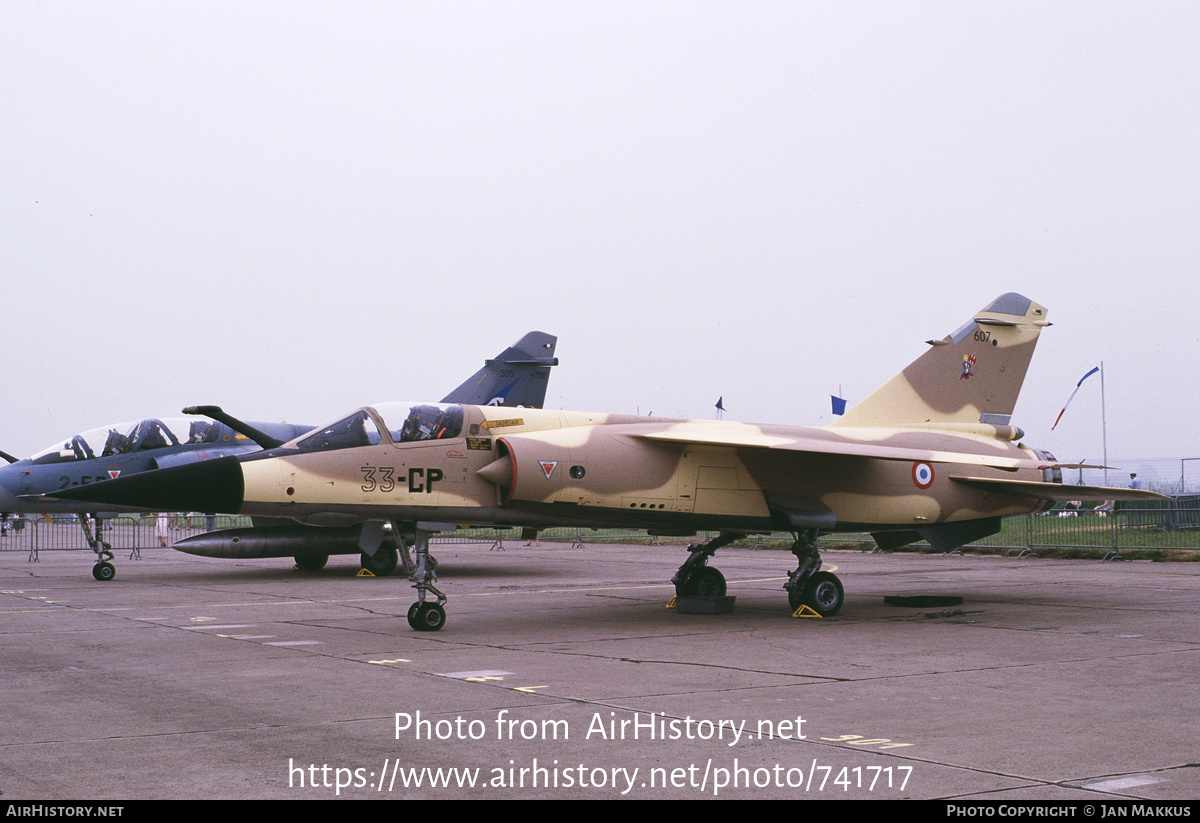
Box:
left=832, top=294, right=1048, bottom=428
left=441, top=331, right=559, bottom=408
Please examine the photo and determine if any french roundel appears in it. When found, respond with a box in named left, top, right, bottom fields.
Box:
left=912, top=462, right=935, bottom=489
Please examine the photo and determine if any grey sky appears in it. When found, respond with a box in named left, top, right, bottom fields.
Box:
left=3, top=2, right=1197, bottom=470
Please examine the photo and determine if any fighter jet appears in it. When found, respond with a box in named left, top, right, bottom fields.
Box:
left=52, top=295, right=1162, bottom=629
left=5, top=331, right=558, bottom=580
left=0, top=416, right=314, bottom=579
left=439, top=330, right=558, bottom=409
left=169, top=330, right=559, bottom=576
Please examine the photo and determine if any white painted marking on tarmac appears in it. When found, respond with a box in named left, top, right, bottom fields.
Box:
left=265, top=640, right=323, bottom=646
left=436, top=669, right=512, bottom=680
left=182, top=624, right=256, bottom=631
left=1081, top=775, right=1162, bottom=791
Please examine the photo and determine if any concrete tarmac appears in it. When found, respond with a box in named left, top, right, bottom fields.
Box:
left=1, top=540, right=1197, bottom=800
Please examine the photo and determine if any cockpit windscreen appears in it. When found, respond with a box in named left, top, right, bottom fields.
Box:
left=294, top=411, right=383, bottom=454
left=290, top=403, right=464, bottom=454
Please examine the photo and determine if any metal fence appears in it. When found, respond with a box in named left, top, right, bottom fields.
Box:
left=1, top=515, right=253, bottom=561
left=813, top=500, right=1200, bottom=555
left=4, top=502, right=1197, bottom=562
left=0, top=517, right=566, bottom=559
left=975, top=498, right=1200, bottom=555
left=1070, top=458, right=1200, bottom=495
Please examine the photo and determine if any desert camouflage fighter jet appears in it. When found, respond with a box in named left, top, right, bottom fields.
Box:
left=53, top=295, right=1162, bottom=629
left=6, top=331, right=557, bottom=580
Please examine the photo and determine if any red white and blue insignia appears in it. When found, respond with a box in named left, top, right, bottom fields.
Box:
left=959, top=353, right=977, bottom=380
left=912, top=462, right=934, bottom=489
left=539, top=460, right=558, bottom=479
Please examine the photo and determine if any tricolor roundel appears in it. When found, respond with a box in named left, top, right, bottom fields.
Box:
left=911, top=462, right=934, bottom=489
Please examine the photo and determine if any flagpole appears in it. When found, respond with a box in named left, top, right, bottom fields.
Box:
left=1101, top=361, right=1108, bottom=487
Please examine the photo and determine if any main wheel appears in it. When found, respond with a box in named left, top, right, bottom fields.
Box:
left=360, top=545, right=399, bottom=576
left=407, top=602, right=446, bottom=632
left=92, top=562, right=116, bottom=581
left=294, top=553, right=329, bottom=572
left=678, top=566, right=727, bottom=597
left=791, top=571, right=843, bottom=616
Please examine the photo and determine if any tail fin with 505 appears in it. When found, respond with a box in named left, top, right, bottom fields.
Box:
left=441, top=331, right=559, bottom=408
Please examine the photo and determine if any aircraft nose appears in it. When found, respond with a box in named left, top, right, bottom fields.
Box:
left=0, top=465, right=23, bottom=511
left=48, top=456, right=246, bottom=514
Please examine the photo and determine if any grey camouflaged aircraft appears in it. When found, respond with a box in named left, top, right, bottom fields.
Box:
left=6, top=331, right=557, bottom=580
left=2, top=416, right=313, bottom=580
left=54, top=295, right=1163, bottom=630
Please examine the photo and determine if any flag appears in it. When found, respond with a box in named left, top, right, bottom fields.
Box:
left=715, top=397, right=725, bottom=412
left=831, top=395, right=847, bottom=416
left=1051, top=366, right=1100, bottom=430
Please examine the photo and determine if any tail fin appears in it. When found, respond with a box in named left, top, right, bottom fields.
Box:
left=832, top=293, right=1049, bottom=428
left=441, top=331, right=559, bottom=408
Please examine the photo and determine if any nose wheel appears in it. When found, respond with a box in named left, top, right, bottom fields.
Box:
left=407, top=602, right=446, bottom=631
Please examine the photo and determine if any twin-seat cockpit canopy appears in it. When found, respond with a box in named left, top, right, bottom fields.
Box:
left=30, top=418, right=234, bottom=465
left=28, top=403, right=466, bottom=464
left=293, top=403, right=464, bottom=455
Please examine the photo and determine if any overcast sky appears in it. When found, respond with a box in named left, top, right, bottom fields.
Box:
left=3, top=2, right=1197, bottom=472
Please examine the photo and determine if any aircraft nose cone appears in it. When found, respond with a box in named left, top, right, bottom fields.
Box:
left=48, top=456, right=245, bottom=514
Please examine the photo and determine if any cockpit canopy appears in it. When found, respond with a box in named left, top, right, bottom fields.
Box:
left=293, top=403, right=464, bottom=454
left=29, top=418, right=235, bottom=464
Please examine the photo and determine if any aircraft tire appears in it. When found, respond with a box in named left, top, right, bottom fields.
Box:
left=679, top=566, right=727, bottom=597
left=294, top=553, right=329, bottom=572
left=92, top=562, right=116, bottom=582
left=791, top=571, right=843, bottom=616
left=407, top=602, right=446, bottom=632
left=360, top=545, right=399, bottom=576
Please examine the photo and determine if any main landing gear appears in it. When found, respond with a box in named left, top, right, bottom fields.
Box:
left=360, top=541, right=399, bottom=576
left=671, top=531, right=739, bottom=597
left=293, top=553, right=329, bottom=572
left=396, top=523, right=447, bottom=631
left=393, top=526, right=846, bottom=630
left=670, top=529, right=845, bottom=617
left=783, top=529, right=844, bottom=617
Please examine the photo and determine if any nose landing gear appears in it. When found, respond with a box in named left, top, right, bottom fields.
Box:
left=397, top=523, right=448, bottom=631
